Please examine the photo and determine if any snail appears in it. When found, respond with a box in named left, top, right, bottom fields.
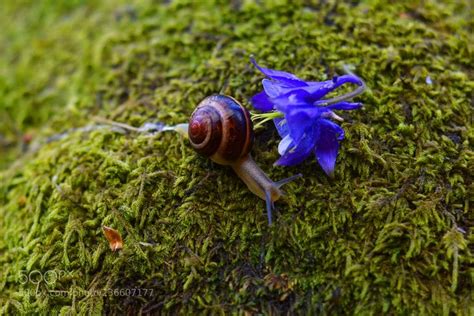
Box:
left=187, top=94, right=301, bottom=224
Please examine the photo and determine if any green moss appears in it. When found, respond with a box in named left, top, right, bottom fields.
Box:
left=0, top=0, right=473, bottom=314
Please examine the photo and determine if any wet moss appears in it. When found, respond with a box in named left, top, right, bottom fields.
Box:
left=0, top=0, right=473, bottom=314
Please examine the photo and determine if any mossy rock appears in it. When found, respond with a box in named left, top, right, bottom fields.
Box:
left=0, top=1, right=473, bottom=314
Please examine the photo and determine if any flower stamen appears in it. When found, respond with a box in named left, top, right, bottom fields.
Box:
left=251, top=111, right=284, bottom=129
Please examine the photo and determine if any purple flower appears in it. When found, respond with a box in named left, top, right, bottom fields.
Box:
left=250, top=58, right=365, bottom=176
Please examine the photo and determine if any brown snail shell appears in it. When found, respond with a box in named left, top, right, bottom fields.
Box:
left=188, top=95, right=254, bottom=165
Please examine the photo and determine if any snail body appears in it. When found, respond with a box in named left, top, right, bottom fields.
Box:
left=188, top=95, right=301, bottom=224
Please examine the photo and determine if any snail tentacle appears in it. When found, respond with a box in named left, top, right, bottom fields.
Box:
left=265, top=189, right=273, bottom=225
left=275, top=173, right=303, bottom=189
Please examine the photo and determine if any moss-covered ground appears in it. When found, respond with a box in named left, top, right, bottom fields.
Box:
left=0, top=0, right=473, bottom=314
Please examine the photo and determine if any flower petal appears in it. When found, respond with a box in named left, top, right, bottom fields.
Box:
left=278, top=134, right=293, bottom=155
left=261, top=80, right=314, bottom=106
left=262, top=74, right=364, bottom=107
left=250, top=91, right=274, bottom=112
left=284, top=105, right=331, bottom=144
left=262, top=79, right=283, bottom=99
left=304, top=75, right=363, bottom=102
left=314, top=119, right=344, bottom=176
left=273, top=117, right=289, bottom=138
left=275, top=128, right=317, bottom=166
left=262, top=79, right=314, bottom=101
left=307, top=74, right=363, bottom=88
left=285, top=107, right=316, bottom=144
left=327, top=101, right=363, bottom=111
left=251, top=57, right=307, bottom=87
left=271, top=90, right=313, bottom=113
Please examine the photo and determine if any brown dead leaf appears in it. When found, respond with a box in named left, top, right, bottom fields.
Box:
left=102, top=226, right=123, bottom=251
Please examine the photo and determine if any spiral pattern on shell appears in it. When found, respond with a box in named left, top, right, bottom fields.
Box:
left=188, top=95, right=254, bottom=165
